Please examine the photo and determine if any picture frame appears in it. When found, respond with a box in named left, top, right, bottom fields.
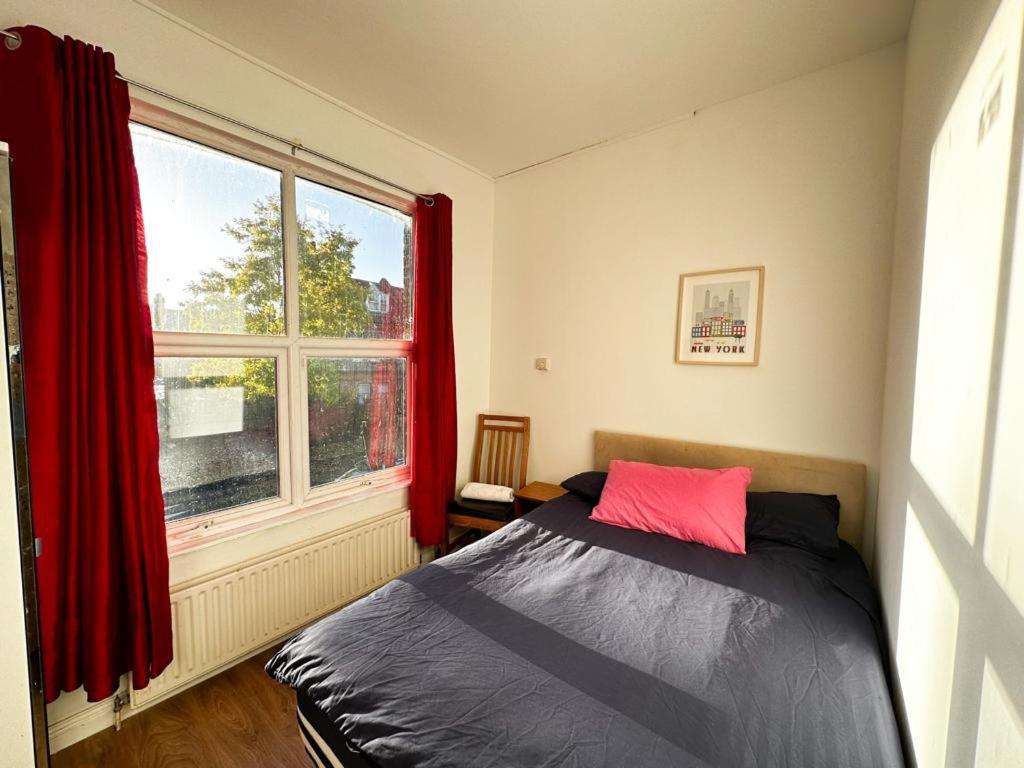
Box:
left=675, top=266, right=764, bottom=366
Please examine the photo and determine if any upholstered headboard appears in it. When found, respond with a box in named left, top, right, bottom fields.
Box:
left=593, top=431, right=867, bottom=552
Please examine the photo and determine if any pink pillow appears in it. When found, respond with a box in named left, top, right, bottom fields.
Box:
left=590, top=460, right=752, bottom=554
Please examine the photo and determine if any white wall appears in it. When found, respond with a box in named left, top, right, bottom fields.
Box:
left=490, top=44, right=905, bottom=558
left=0, top=0, right=495, bottom=751
left=876, top=0, right=1024, bottom=765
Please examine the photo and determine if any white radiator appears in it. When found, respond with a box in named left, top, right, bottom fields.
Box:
left=130, top=509, right=418, bottom=709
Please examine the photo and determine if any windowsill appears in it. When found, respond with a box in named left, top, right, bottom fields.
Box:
left=165, top=472, right=411, bottom=558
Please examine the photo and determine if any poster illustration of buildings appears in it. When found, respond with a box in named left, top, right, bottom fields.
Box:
left=676, top=266, right=763, bottom=365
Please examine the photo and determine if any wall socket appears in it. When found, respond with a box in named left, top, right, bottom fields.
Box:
left=534, top=356, right=551, bottom=372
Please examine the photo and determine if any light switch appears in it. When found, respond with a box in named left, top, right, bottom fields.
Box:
left=535, top=356, right=551, bottom=372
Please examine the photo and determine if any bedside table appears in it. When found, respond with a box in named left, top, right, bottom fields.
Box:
left=514, top=481, right=567, bottom=516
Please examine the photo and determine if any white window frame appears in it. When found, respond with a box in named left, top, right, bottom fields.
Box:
left=132, top=100, right=414, bottom=555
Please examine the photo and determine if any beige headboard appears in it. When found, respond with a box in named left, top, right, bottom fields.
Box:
left=593, top=431, right=866, bottom=552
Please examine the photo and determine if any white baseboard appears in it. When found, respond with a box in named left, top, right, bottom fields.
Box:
left=47, top=698, right=117, bottom=754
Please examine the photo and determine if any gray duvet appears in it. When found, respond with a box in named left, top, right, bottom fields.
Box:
left=267, top=493, right=904, bottom=768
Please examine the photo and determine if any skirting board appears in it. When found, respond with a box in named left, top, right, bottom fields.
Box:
left=47, top=695, right=119, bottom=755
left=48, top=507, right=419, bottom=753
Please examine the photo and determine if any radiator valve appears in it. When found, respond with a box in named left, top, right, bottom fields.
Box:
left=113, top=691, right=129, bottom=732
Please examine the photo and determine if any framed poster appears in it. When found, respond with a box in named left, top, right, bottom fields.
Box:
left=676, top=266, right=764, bottom=365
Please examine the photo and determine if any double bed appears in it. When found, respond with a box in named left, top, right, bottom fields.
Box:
left=267, top=432, right=904, bottom=767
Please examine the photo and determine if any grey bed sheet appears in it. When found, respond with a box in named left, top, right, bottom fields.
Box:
left=268, top=492, right=904, bottom=768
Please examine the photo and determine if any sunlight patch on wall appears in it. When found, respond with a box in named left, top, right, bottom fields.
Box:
left=909, top=0, right=1023, bottom=544
left=975, top=659, right=1024, bottom=766
left=897, top=502, right=960, bottom=768
left=984, top=134, right=1024, bottom=618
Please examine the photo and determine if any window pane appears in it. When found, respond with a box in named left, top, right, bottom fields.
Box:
left=155, top=357, right=279, bottom=521
left=132, top=123, right=285, bottom=335
left=307, top=357, right=407, bottom=488
left=295, top=178, right=412, bottom=339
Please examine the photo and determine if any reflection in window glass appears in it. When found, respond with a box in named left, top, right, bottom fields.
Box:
left=295, top=178, right=412, bottom=339
left=131, top=123, right=284, bottom=335
left=307, top=357, right=407, bottom=488
left=155, top=357, right=279, bottom=521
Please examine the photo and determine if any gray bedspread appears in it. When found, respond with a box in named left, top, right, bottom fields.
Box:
left=267, top=492, right=904, bottom=768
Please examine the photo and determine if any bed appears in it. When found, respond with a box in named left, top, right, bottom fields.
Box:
left=267, top=432, right=904, bottom=767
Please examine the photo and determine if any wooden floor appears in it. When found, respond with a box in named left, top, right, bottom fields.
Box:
left=51, top=647, right=309, bottom=768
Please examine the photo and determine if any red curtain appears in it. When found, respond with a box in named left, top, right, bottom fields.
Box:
left=367, top=279, right=402, bottom=470
left=0, top=26, right=172, bottom=702
left=410, top=195, right=457, bottom=546
left=367, top=360, right=399, bottom=470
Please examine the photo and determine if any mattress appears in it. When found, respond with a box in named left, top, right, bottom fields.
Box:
left=269, top=491, right=904, bottom=767
left=297, top=692, right=377, bottom=768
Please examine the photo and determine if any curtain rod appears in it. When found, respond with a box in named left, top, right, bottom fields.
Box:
left=121, top=77, right=434, bottom=206
left=0, top=27, right=433, bottom=206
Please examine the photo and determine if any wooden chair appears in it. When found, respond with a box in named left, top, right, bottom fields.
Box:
left=440, top=414, right=530, bottom=555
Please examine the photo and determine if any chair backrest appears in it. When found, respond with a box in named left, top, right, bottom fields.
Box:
left=471, top=414, right=531, bottom=490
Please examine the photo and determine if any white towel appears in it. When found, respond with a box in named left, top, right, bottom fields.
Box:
left=460, top=482, right=515, bottom=503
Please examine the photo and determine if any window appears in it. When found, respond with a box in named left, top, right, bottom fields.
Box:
left=155, top=356, right=279, bottom=521
left=132, top=124, right=285, bottom=335
left=307, top=357, right=407, bottom=489
left=132, top=118, right=413, bottom=530
left=295, top=177, right=412, bottom=339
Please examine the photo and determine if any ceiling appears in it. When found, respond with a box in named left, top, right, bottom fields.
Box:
left=151, top=0, right=913, bottom=177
